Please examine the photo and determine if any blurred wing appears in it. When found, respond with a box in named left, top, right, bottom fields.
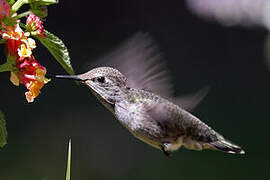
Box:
left=173, top=86, right=210, bottom=111
left=91, top=32, right=174, bottom=98
left=90, top=32, right=209, bottom=109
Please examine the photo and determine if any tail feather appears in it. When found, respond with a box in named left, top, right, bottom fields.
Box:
left=207, top=139, right=245, bottom=154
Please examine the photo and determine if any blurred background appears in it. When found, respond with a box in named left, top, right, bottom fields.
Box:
left=1, top=0, right=270, bottom=179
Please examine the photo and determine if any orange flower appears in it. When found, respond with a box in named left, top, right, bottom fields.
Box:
left=1, top=23, right=24, bottom=40
left=16, top=56, right=49, bottom=102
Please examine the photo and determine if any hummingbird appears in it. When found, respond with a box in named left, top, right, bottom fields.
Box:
left=49, top=33, right=245, bottom=156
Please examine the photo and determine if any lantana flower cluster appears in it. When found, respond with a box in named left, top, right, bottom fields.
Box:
left=0, top=0, right=49, bottom=102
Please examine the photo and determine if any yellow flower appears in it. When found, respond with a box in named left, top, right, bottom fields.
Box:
left=18, top=44, right=32, bottom=58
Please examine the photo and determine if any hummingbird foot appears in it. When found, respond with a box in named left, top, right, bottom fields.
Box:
left=160, top=144, right=171, bottom=157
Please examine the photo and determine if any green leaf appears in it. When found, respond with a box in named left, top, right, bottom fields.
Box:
left=0, top=111, right=8, bottom=148
left=0, top=39, right=6, bottom=44
left=29, top=0, right=57, bottom=18
left=30, top=4, right=48, bottom=18
left=38, top=31, right=75, bottom=75
left=29, top=0, right=58, bottom=6
left=6, top=0, right=15, bottom=6
left=65, top=139, right=71, bottom=180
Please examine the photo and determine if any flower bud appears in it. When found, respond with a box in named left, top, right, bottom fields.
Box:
left=26, top=12, right=46, bottom=38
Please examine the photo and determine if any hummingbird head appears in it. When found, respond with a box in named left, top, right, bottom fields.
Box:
left=79, top=67, right=128, bottom=104
left=50, top=67, right=128, bottom=106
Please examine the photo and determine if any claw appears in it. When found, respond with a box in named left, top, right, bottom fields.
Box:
left=160, top=145, right=171, bottom=157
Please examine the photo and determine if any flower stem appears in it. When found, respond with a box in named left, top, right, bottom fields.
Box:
left=13, top=11, right=32, bottom=19
left=0, top=62, right=13, bottom=72
left=19, top=23, right=27, bottom=29
left=10, top=0, right=29, bottom=15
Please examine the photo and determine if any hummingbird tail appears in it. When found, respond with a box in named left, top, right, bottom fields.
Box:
left=207, top=139, right=245, bottom=154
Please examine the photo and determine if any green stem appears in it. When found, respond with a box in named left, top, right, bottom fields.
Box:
left=13, top=11, right=32, bottom=19
left=19, top=23, right=27, bottom=29
left=0, top=62, right=13, bottom=73
left=10, top=0, right=29, bottom=15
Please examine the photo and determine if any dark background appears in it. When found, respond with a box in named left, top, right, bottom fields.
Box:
left=1, top=0, right=269, bottom=179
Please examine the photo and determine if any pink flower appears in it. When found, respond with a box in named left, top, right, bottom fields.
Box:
left=26, top=13, right=46, bottom=38
left=0, top=0, right=10, bottom=20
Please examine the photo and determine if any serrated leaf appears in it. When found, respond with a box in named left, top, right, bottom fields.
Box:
left=39, top=31, right=75, bottom=75
left=65, top=139, right=71, bottom=180
left=0, top=111, right=8, bottom=148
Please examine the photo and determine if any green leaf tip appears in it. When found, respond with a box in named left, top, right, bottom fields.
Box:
left=0, top=111, right=8, bottom=148
left=65, top=139, right=71, bottom=180
left=39, top=31, right=75, bottom=75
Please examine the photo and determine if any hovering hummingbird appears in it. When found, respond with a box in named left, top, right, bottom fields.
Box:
left=49, top=33, right=244, bottom=156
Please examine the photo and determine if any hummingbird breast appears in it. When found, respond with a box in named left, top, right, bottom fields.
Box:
left=114, top=88, right=219, bottom=151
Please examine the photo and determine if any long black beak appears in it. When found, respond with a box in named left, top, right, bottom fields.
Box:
left=46, top=74, right=84, bottom=81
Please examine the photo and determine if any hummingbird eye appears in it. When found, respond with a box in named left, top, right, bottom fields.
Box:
left=96, top=76, right=105, bottom=83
